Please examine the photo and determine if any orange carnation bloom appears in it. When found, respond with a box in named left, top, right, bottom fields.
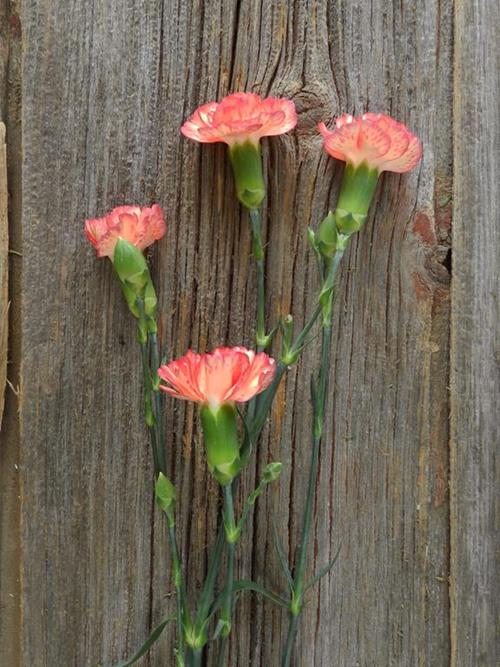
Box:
left=318, top=113, right=422, bottom=173
left=85, top=204, right=166, bottom=258
left=158, top=346, right=276, bottom=409
left=181, top=92, right=297, bottom=146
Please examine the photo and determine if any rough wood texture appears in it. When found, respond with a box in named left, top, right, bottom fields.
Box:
left=0, top=122, right=6, bottom=423
left=450, top=1, right=500, bottom=666
left=1, top=0, right=496, bottom=665
left=1, top=3, right=22, bottom=666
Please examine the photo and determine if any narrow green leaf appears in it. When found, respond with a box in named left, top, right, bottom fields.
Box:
left=272, top=517, right=294, bottom=592
left=210, top=579, right=288, bottom=620
left=304, top=544, right=342, bottom=592
left=237, top=404, right=254, bottom=465
left=110, top=615, right=175, bottom=667
left=232, top=579, right=289, bottom=609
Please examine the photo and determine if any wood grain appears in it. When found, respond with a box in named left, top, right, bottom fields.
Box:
left=1, top=2, right=23, bottom=665
left=0, top=0, right=492, bottom=665
left=450, top=1, right=500, bottom=665
left=0, top=121, right=6, bottom=424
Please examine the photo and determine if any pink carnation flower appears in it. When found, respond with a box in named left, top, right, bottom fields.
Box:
left=181, top=92, right=297, bottom=146
left=158, top=346, right=276, bottom=409
left=85, top=204, right=166, bottom=258
left=318, top=113, right=422, bottom=173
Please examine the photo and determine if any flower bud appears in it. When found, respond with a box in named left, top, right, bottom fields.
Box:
left=316, top=211, right=339, bottom=257
left=262, top=462, right=282, bottom=483
left=200, top=403, right=241, bottom=486
left=281, top=315, right=294, bottom=350
left=228, top=141, right=266, bottom=209
left=155, top=472, right=176, bottom=515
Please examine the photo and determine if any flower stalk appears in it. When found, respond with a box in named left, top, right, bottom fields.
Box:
left=219, top=484, right=237, bottom=631
left=249, top=207, right=269, bottom=350
left=281, top=247, right=346, bottom=666
left=136, top=298, right=162, bottom=475
left=155, top=473, right=189, bottom=664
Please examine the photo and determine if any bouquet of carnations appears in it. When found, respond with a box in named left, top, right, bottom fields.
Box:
left=85, top=93, right=421, bottom=666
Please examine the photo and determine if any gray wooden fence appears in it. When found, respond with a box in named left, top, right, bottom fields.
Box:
left=1, top=1, right=499, bottom=665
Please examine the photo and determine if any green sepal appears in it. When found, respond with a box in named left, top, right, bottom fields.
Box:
left=113, top=238, right=158, bottom=323
left=280, top=315, right=302, bottom=365
left=228, top=141, right=266, bottom=209
left=155, top=472, right=176, bottom=515
left=335, top=161, right=380, bottom=234
left=200, top=403, right=241, bottom=486
left=113, top=237, right=149, bottom=288
left=213, top=617, right=231, bottom=640
left=316, top=211, right=338, bottom=257
left=143, top=279, right=158, bottom=322
left=174, top=650, right=186, bottom=667
left=184, top=620, right=209, bottom=650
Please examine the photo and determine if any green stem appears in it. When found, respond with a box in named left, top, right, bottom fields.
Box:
left=243, top=302, right=323, bottom=464
left=149, top=331, right=166, bottom=474
left=137, top=299, right=189, bottom=662
left=249, top=208, right=268, bottom=350
left=221, top=485, right=237, bottom=625
left=281, top=248, right=345, bottom=666
left=282, top=614, right=300, bottom=667
left=188, top=649, right=202, bottom=667
left=216, top=485, right=237, bottom=666
left=194, top=526, right=226, bottom=631
left=186, top=278, right=326, bottom=662
left=168, top=523, right=188, bottom=664
left=139, top=339, right=161, bottom=476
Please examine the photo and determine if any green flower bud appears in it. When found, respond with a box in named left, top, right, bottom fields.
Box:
left=262, top=461, right=282, bottom=483
left=281, top=314, right=294, bottom=351
left=155, top=472, right=176, bottom=517
left=228, top=141, right=266, bottom=209
left=200, top=403, right=241, bottom=486
left=316, top=211, right=339, bottom=257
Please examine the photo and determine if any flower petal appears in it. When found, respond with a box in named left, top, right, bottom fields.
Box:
left=319, top=112, right=422, bottom=174
left=84, top=204, right=166, bottom=258
left=181, top=92, right=297, bottom=145
left=158, top=346, right=276, bottom=407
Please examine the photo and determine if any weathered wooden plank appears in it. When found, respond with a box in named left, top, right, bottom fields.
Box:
left=0, top=122, right=6, bottom=424
left=0, top=2, right=23, bottom=665
left=17, top=1, right=455, bottom=666
left=450, top=1, right=500, bottom=665
left=19, top=2, right=162, bottom=665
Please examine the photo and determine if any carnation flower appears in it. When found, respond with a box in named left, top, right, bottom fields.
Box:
left=181, top=92, right=296, bottom=147
left=85, top=204, right=166, bottom=259
left=318, top=112, right=422, bottom=174
left=181, top=93, right=297, bottom=208
left=158, top=346, right=275, bottom=410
